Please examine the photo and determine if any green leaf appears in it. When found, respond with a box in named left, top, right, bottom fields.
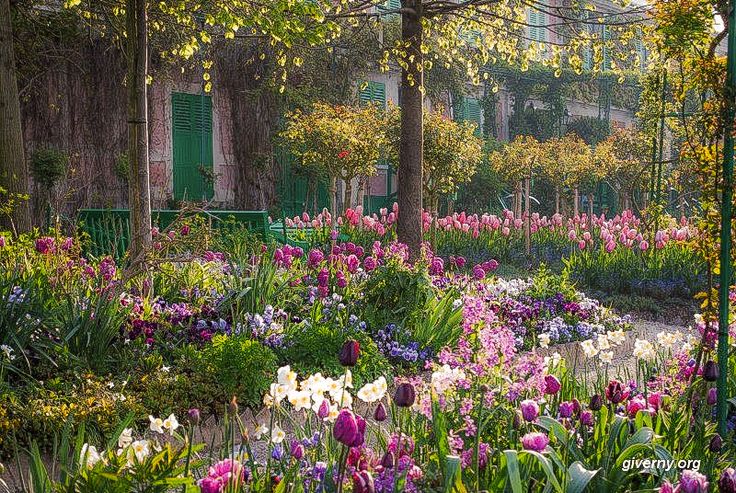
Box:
left=566, top=462, right=599, bottom=493
left=503, top=450, right=523, bottom=493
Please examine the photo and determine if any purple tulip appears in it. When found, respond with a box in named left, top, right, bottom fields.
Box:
left=381, top=451, right=395, bottom=469
left=521, top=432, right=549, bottom=452
left=707, top=387, right=717, bottom=406
left=333, top=409, right=359, bottom=446
left=520, top=399, right=539, bottom=422
left=718, top=468, right=736, bottom=493
left=393, top=382, right=416, bottom=408
left=589, top=394, right=603, bottom=411
left=580, top=410, right=594, bottom=426
left=318, top=399, right=330, bottom=419
left=374, top=402, right=388, bottom=422
left=677, top=470, right=709, bottom=493
left=290, top=440, right=304, bottom=460
left=338, top=339, right=360, bottom=367
left=559, top=401, right=574, bottom=419
left=352, top=470, right=375, bottom=493
left=187, top=408, right=201, bottom=425
left=659, top=480, right=675, bottom=493
left=702, top=360, right=719, bottom=382
left=543, top=375, right=561, bottom=395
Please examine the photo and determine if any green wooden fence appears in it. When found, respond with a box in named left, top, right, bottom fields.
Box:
left=78, top=209, right=270, bottom=258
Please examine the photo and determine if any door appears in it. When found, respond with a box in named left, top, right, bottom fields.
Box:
left=172, top=92, right=214, bottom=202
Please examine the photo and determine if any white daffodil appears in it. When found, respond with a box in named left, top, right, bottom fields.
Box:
left=149, top=415, right=164, bottom=434
left=580, top=339, right=598, bottom=358
left=599, top=350, right=614, bottom=364
left=538, top=333, right=550, bottom=349
left=80, top=443, right=101, bottom=469
left=324, top=377, right=343, bottom=394
left=329, top=388, right=353, bottom=408
left=607, top=330, right=626, bottom=346
left=118, top=428, right=133, bottom=449
left=633, top=339, right=656, bottom=361
left=254, top=424, right=269, bottom=440
left=288, top=390, right=312, bottom=411
left=131, top=440, right=150, bottom=462
left=596, top=334, right=610, bottom=351
left=163, top=414, right=179, bottom=435
left=277, top=366, right=297, bottom=391
left=271, top=424, right=286, bottom=444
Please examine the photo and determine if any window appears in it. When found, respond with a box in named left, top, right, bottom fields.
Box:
left=358, top=80, right=386, bottom=108
left=455, top=96, right=482, bottom=137
left=526, top=8, right=546, bottom=43
left=377, top=0, right=400, bottom=19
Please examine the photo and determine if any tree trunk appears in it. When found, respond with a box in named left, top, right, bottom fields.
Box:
left=587, top=193, right=594, bottom=231
left=514, top=180, right=522, bottom=218
left=573, top=186, right=579, bottom=217
left=524, top=176, right=531, bottom=256
left=555, top=186, right=560, bottom=215
left=330, top=176, right=337, bottom=219
left=356, top=176, right=366, bottom=211
left=126, top=0, right=151, bottom=262
left=397, top=0, right=423, bottom=256
left=0, top=0, right=30, bottom=233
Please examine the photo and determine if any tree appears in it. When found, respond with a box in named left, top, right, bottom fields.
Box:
left=281, top=102, right=386, bottom=215
left=387, top=106, right=482, bottom=213
left=595, top=127, right=649, bottom=211
left=0, top=0, right=30, bottom=234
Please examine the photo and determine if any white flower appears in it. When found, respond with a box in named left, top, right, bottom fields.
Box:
left=452, top=298, right=463, bottom=310
left=607, top=330, right=626, bottom=346
left=633, top=339, right=656, bottom=361
left=287, top=390, right=312, bottom=411
left=80, top=443, right=101, bottom=468
left=254, top=424, right=269, bottom=439
left=271, top=424, right=285, bottom=444
left=118, top=428, right=133, bottom=449
left=580, top=339, right=599, bottom=358
left=656, top=331, right=683, bottom=350
left=0, top=345, right=14, bottom=361
left=599, top=350, right=614, bottom=364
left=329, top=388, right=353, bottom=408
left=160, top=366, right=170, bottom=373
left=356, top=377, right=388, bottom=403
left=131, top=440, right=150, bottom=462
left=431, top=364, right=466, bottom=394
left=596, top=334, right=610, bottom=351
left=301, top=372, right=326, bottom=393
left=277, top=365, right=297, bottom=391
left=163, top=414, right=179, bottom=435
left=149, top=415, right=164, bottom=434
left=538, top=333, right=550, bottom=349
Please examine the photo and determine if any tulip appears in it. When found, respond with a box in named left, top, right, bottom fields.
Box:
left=339, top=339, right=360, bottom=367
left=352, top=470, right=375, bottom=493
left=580, top=410, right=594, bottom=426
left=709, top=434, right=723, bottom=453
left=290, top=440, right=305, bottom=460
left=702, top=360, right=719, bottom=382
left=333, top=409, right=359, bottom=446
left=381, top=450, right=395, bottom=469
left=393, top=382, right=416, bottom=408
left=187, top=408, right=201, bottom=425
left=521, top=432, right=549, bottom=452
left=589, top=394, right=603, bottom=411
left=719, top=468, right=736, bottom=493
left=707, top=387, right=717, bottom=406
left=605, top=380, right=629, bottom=404
left=520, top=399, right=539, bottom=422
left=543, top=375, right=561, bottom=395
left=659, top=481, right=675, bottom=493
left=558, top=401, right=574, bottom=419
left=677, top=470, right=709, bottom=493
left=374, top=402, right=388, bottom=422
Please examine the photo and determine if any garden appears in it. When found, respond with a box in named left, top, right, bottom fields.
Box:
left=2, top=0, right=736, bottom=490
left=0, top=203, right=732, bottom=492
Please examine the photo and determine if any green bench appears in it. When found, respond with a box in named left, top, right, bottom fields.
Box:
left=78, top=209, right=270, bottom=258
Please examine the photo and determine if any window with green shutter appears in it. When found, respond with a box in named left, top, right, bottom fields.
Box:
left=602, top=24, right=611, bottom=71
left=455, top=96, right=482, bottom=137
left=582, top=14, right=594, bottom=71
left=526, top=9, right=546, bottom=43
left=378, top=0, right=400, bottom=19
left=172, top=92, right=214, bottom=202
left=358, top=80, right=386, bottom=108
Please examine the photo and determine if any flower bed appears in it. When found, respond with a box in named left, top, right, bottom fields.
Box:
left=0, top=224, right=732, bottom=492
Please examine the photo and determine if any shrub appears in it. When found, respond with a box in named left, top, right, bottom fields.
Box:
left=201, top=335, right=278, bottom=409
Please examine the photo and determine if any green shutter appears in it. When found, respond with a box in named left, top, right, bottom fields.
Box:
left=455, top=97, right=482, bottom=136
left=172, top=92, right=214, bottom=202
left=527, top=9, right=545, bottom=42
left=359, top=81, right=386, bottom=108
left=602, top=25, right=611, bottom=71
left=379, top=0, right=400, bottom=17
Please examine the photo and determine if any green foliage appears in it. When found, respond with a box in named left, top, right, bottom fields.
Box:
left=527, top=264, right=577, bottom=300
left=361, top=257, right=434, bottom=331
left=200, top=335, right=278, bottom=409
left=279, top=323, right=392, bottom=388
left=566, top=116, right=611, bottom=146
left=30, top=147, right=69, bottom=189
